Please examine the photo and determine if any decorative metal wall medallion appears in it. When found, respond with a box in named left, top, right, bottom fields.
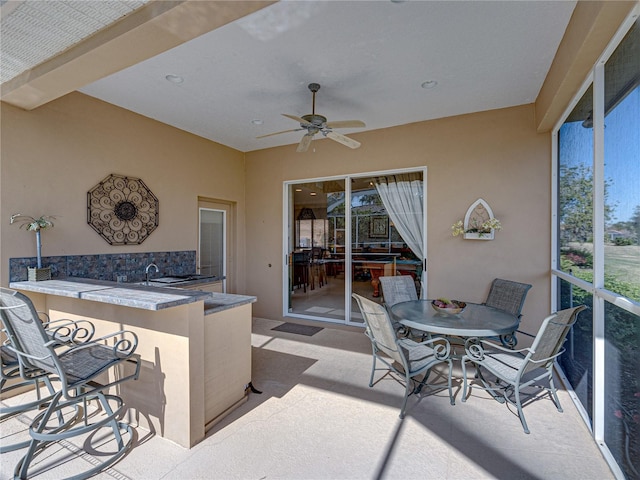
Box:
left=87, top=174, right=159, bottom=245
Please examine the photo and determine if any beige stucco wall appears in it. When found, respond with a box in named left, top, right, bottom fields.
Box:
left=244, top=104, right=551, bottom=334
left=0, top=91, right=247, bottom=292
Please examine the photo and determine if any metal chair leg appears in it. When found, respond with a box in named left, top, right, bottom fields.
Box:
left=14, top=390, right=135, bottom=480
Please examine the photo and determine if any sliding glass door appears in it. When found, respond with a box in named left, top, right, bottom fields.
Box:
left=349, top=173, right=424, bottom=323
left=285, top=169, right=426, bottom=325
left=286, top=179, right=347, bottom=322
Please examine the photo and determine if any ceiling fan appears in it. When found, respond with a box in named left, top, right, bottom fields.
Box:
left=257, top=83, right=365, bottom=152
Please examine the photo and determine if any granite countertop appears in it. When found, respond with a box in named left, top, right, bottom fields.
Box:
left=10, top=278, right=212, bottom=311
left=10, top=277, right=256, bottom=314
left=204, top=292, right=256, bottom=316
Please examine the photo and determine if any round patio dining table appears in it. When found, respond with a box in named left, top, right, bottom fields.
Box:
left=390, top=300, right=519, bottom=338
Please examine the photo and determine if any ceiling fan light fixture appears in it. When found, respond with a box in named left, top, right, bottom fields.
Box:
left=258, top=82, right=365, bottom=152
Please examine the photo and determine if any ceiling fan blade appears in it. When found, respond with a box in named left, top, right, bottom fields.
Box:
left=283, top=113, right=311, bottom=125
left=256, top=128, right=301, bottom=139
left=325, top=120, right=366, bottom=129
left=326, top=131, right=361, bottom=149
left=256, top=128, right=304, bottom=138
left=297, top=133, right=314, bottom=152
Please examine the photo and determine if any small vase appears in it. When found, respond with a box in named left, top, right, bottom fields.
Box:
left=28, top=266, right=51, bottom=281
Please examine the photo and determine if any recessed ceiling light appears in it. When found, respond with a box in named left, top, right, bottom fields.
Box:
left=295, top=188, right=302, bottom=192
left=251, top=119, right=263, bottom=125
left=421, top=80, right=438, bottom=89
left=165, top=74, right=184, bottom=84
left=310, top=192, right=317, bottom=196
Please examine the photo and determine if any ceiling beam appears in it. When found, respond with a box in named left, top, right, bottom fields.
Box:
left=535, top=1, right=636, bottom=133
left=0, top=0, right=275, bottom=110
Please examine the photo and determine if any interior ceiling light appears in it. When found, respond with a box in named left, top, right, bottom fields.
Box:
left=297, top=207, right=316, bottom=220
left=421, top=80, right=438, bottom=89
left=165, top=74, right=184, bottom=84
left=251, top=119, right=263, bottom=125
left=310, top=192, right=317, bottom=196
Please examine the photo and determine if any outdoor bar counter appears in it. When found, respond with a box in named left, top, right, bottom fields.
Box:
left=9, top=278, right=256, bottom=448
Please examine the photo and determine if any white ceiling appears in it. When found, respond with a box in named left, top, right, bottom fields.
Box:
left=4, top=1, right=577, bottom=153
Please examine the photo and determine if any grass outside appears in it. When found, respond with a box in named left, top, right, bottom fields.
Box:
left=604, top=244, right=640, bottom=280
left=565, top=242, right=640, bottom=302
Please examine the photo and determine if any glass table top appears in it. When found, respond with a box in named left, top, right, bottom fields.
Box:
left=390, top=300, right=519, bottom=337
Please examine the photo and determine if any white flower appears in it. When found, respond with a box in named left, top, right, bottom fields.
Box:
left=451, top=218, right=501, bottom=237
left=10, top=214, right=57, bottom=231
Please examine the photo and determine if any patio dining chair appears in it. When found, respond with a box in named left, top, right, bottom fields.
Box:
left=1, top=306, right=96, bottom=453
left=352, top=293, right=454, bottom=419
left=0, top=287, right=140, bottom=480
left=483, top=278, right=532, bottom=347
left=379, top=275, right=418, bottom=335
left=461, top=305, right=585, bottom=434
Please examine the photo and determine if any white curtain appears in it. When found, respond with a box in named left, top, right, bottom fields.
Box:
left=374, top=173, right=425, bottom=296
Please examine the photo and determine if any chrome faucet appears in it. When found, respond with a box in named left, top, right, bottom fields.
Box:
left=145, top=263, right=159, bottom=285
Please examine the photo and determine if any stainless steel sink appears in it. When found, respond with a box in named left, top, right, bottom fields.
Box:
left=148, top=275, right=217, bottom=284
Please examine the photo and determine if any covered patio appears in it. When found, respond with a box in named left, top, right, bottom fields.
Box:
left=1, top=1, right=638, bottom=478
left=0, top=317, right=612, bottom=479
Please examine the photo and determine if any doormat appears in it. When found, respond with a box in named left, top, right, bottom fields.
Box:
left=272, top=323, right=323, bottom=336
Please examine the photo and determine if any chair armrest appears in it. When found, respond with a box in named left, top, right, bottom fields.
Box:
left=463, top=336, right=531, bottom=361
left=88, top=330, right=139, bottom=358
left=413, top=336, right=452, bottom=360
left=468, top=336, right=530, bottom=353
left=416, top=335, right=451, bottom=348
left=525, top=347, right=567, bottom=366
left=44, top=318, right=96, bottom=344
left=52, top=329, right=139, bottom=360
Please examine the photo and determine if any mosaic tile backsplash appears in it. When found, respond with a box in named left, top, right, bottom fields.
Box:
left=9, top=251, right=196, bottom=283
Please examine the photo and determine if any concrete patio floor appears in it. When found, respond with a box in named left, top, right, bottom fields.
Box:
left=1, top=317, right=614, bottom=480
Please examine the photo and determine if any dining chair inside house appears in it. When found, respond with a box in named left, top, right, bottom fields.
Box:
left=483, top=278, right=532, bottom=347
left=292, top=251, right=311, bottom=293
left=461, top=305, right=586, bottom=434
left=0, top=287, right=141, bottom=480
left=379, top=275, right=418, bottom=335
left=352, top=293, right=454, bottom=418
left=310, top=247, right=327, bottom=289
